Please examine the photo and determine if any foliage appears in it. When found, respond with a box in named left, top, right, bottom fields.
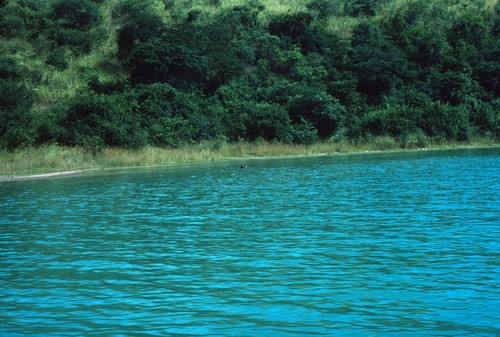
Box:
left=52, top=0, right=100, bottom=31
left=306, top=0, right=336, bottom=19
left=58, top=91, right=147, bottom=150
left=419, top=101, right=471, bottom=141
left=344, top=0, right=385, bottom=17
left=133, top=83, right=200, bottom=147
left=0, top=80, right=35, bottom=149
left=117, top=11, right=166, bottom=61
left=1, top=0, right=499, bottom=151
left=0, top=56, right=21, bottom=79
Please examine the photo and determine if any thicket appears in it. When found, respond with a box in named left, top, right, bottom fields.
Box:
left=1, top=0, right=498, bottom=151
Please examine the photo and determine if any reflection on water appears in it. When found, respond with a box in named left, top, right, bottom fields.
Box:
left=1, top=148, right=499, bottom=336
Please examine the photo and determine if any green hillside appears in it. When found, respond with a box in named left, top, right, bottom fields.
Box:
left=1, top=0, right=498, bottom=151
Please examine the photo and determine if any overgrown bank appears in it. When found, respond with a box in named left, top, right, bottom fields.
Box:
left=1, top=138, right=498, bottom=176
left=1, top=0, right=499, bottom=153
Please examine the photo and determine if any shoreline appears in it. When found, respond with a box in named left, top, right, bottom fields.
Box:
left=0, top=170, right=86, bottom=182
left=1, top=142, right=498, bottom=182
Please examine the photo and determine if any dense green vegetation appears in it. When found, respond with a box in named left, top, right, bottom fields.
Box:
left=1, top=0, right=499, bottom=151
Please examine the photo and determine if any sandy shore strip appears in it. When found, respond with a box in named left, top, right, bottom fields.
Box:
left=0, top=170, right=85, bottom=182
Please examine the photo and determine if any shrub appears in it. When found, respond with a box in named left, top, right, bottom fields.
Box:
left=371, top=135, right=397, bottom=150
left=0, top=80, right=33, bottom=112
left=427, top=70, right=485, bottom=106
left=290, top=120, right=318, bottom=145
left=134, top=83, right=200, bottom=146
left=473, top=60, right=500, bottom=97
left=52, top=0, right=100, bottom=31
left=190, top=96, right=227, bottom=141
left=307, top=0, right=337, bottom=19
left=0, top=1, right=47, bottom=38
left=246, top=101, right=293, bottom=142
left=351, top=22, right=408, bottom=103
left=60, top=92, right=147, bottom=149
left=0, top=80, right=35, bottom=149
left=419, top=101, right=471, bottom=141
left=127, top=34, right=210, bottom=87
left=362, top=105, right=421, bottom=137
left=268, top=11, right=315, bottom=52
left=50, top=27, right=95, bottom=53
left=268, top=12, right=313, bottom=41
left=344, top=0, right=386, bottom=17
left=117, top=12, right=166, bottom=60
left=467, top=98, right=500, bottom=139
left=401, top=129, right=429, bottom=149
left=261, top=79, right=346, bottom=139
left=147, top=116, right=195, bottom=148
left=0, top=56, right=20, bottom=79
left=45, top=47, right=70, bottom=69
left=0, top=108, right=35, bottom=149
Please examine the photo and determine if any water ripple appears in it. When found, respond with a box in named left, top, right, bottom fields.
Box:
left=1, top=148, right=499, bottom=336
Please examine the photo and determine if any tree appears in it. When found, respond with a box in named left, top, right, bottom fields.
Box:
left=426, top=70, right=486, bottom=106
left=133, top=83, right=200, bottom=146
left=127, top=34, right=211, bottom=88
left=344, top=0, right=385, bottom=17
left=59, top=92, right=147, bottom=150
left=259, top=79, right=346, bottom=140
left=52, top=0, right=100, bottom=31
left=419, top=101, right=471, bottom=141
left=268, top=11, right=315, bottom=52
left=351, top=22, right=409, bottom=103
left=0, top=80, right=35, bottom=149
left=117, top=11, right=166, bottom=61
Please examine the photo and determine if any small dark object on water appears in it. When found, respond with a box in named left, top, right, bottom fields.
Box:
left=240, top=163, right=247, bottom=168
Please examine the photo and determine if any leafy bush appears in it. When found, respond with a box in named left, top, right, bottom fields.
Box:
left=288, top=90, right=346, bottom=139
left=59, top=92, right=147, bottom=149
left=290, top=120, right=318, bottom=145
left=127, top=33, right=210, bottom=88
left=134, top=83, right=201, bottom=146
left=117, top=11, right=166, bottom=60
left=419, top=101, right=471, bottom=141
left=467, top=98, right=500, bottom=139
left=362, top=105, right=421, bottom=137
left=0, top=80, right=35, bottom=149
left=244, top=101, right=293, bottom=142
left=260, top=79, right=346, bottom=139
left=344, top=0, right=386, bottom=17
left=0, top=56, right=21, bottom=79
left=135, top=84, right=201, bottom=121
left=147, top=116, right=195, bottom=148
left=351, top=22, right=409, bottom=102
left=473, top=60, right=500, bottom=97
left=45, top=47, right=70, bottom=69
left=124, top=5, right=262, bottom=92
left=306, top=0, right=337, bottom=19
left=267, top=11, right=321, bottom=52
left=401, top=129, right=429, bottom=149
left=427, top=70, right=485, bottom=106
left=52, top=0, right=100, bottom=31
left=0, top=1, right=47, bottom=38
left=189, top=96, right=227, bottom=141
left=268, top=12, right=313, bottom=41
left=0, top=80, right=33, bottom=112
left=0, top=109, right=35, bottom=149
left=48, top=27, right=97, bottom=53
left=202, top=5, right=261, bottom=92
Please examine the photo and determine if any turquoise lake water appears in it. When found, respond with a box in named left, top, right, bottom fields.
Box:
left=1, top=148, right=499, bottom=336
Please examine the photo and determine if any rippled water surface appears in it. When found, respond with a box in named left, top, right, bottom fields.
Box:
left=1, top=148, right=499, bottom=336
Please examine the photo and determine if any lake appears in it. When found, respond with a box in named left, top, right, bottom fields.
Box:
left=1, top=148, right=499, bottom=336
